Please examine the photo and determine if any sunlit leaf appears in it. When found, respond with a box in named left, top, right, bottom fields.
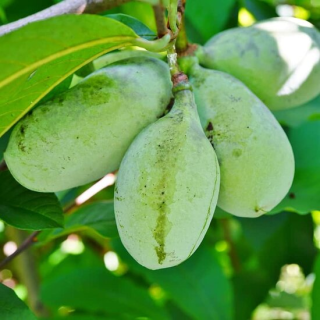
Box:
left=0, top=14, right=139, bottom=137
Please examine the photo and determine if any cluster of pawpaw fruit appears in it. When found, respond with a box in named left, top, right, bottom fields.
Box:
left=4, top=17, right=320, bottom=269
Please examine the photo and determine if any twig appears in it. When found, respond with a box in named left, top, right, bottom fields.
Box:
left=152, top=2, right=168, bottom=38
left=220, top=218, right=241, bottom=273
left=63, top=201, right=78, bottom=214
left=6, top=227, right=49, bottom=317
left=0, top=0, right=132, bottom=37
left=0, top=231, right=40, bottom=269
left=0, top=200, right=79, bottom=270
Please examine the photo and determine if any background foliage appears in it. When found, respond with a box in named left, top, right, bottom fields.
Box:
left=1, top=0, right=320, bottom=319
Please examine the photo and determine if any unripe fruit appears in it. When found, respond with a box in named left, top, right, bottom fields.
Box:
left=198, top=17, right=320, bottom=110
left=185, top=61, right=294, bottom=217
left=115, top=87, right=220, bottom=269
left=5, top=57, right=172, bottom=192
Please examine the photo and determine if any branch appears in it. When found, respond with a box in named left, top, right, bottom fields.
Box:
left=0, top=0, right=132, bottom=37
left=152, top=3, right=167, bottom=38
left=0, top=173, right=116, bottom=268
left=0, top=200, right=78, bottom=270
left=0, top=231, right=40, bottom=270
left=6, top=227, right=48, bottom=317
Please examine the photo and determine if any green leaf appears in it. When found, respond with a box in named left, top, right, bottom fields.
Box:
left=234, top=212, right=317, bottom=319
left=238, top=212, right=288, bottom=252
left=271, top=121, right=320, bottom=214
left=0, top=14, right=139, bottom=137
left=0, top=129, right=10, bottom=161
left=0, top=283, right=37, bottom=320
left=2, top=0, right=52, bottom=23
left=40, top=267, right=169, bottom=320
left=112, top=239, right=233, bottom=320
left=48, top=315, right=110, bottom=320
left=0, top=170, right=63, bottom=229
left=39, top=202, right=118, bottom=243
left=107, top=13, right=156, bottom=40
left=312, top=253, right=320, bottom=319
left=110, top=2, right=157, bottom=33
left=185, top=0, right=236, bottom=44
left=244, top=0, right=277, bottom=20
left=273, top=95, right=320, bottom=128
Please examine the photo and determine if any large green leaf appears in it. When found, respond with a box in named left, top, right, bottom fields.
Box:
left=112, top=239, right=233, bottom=320
left=39, top=201, right=118, bottom=243
left=0, top=283, right=37, bottom=320
left=40, top=267, right=169, bottom=320
left=0, top=14, right=140, bottom=137
left=271, top=121, right=320, bottom=214
left=185, top=0, right=236, bottom=44
left=0, top=170, right=63, bottom=229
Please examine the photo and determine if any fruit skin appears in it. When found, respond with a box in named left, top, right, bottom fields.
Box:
left=198, top=17, right=320, bottom=110
left=185, top=60, right=294, bottom=217
left=114, top=87, right=220, bottom=270
left=4, top=57, right=172, bottom=192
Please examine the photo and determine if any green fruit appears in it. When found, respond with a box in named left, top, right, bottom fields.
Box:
left=198, top=17, right=320, bottom=110
left=4, top=57, right=172, bottom=192
left=114, top=86, right=220, bottom=270
left=185, top=60, right=294, bottom=217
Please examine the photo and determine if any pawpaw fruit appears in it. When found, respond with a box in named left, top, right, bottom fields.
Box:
left=115, top=84, right=220, bottom=269
left=5, top=57, right=172, bottom=192
left=183, top=59, right=294, bottom=217
left=198, top=17, right=320, bottom=110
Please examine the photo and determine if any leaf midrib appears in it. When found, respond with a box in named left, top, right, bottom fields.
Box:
left=0, top=35, right=136, bottom=89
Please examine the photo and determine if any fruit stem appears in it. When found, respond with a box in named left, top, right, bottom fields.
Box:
left=175, top=0, right=189, bottom=54
left=167, top=44, right=192, bottom=91
left=193, top=45, right=206, bottom=65
left=178, top=55, right=199, bottom=74
left=167, top=44, right=180, bottom=77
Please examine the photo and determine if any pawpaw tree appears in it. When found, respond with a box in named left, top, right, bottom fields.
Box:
left=0, top=0, right=320, bottom=319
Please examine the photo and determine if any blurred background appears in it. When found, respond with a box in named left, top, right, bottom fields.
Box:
left=1, top=0, right=320, bottom=319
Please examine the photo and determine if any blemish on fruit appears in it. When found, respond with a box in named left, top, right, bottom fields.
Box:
left=289, top=192, right=296, bottom=199
left=232, top=149, right=242, bottom=157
